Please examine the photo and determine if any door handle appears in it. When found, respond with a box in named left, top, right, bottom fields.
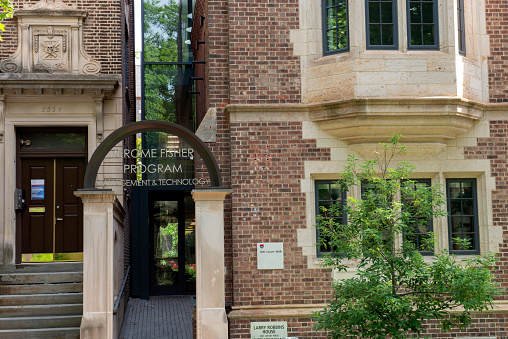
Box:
left=56, top=218, right=63, bottom=221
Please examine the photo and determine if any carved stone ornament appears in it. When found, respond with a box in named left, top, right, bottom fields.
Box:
left=23, top=0, right=77, bottom=11
left=0, top=0, right=101, bottom=74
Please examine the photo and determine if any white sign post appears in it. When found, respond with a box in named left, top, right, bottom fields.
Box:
left=257, top=242, right=284, bottom=270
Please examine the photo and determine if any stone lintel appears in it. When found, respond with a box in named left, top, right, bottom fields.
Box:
left=0, top=74, right=119, bottom=96
left=192, top=188, right=232, bottom=201
left=74, top=189, right=116, bottom=204
left=14, top=10, right=88, bottom=18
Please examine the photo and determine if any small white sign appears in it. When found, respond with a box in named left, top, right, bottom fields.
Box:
left=251, top=321, right=288, bottom=339
left=257, top=242, right=283, bottom=270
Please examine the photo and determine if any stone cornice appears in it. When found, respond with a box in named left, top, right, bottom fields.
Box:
left=228, top=301, right=508, bottom=320
left=226, top=97, right=489, bottom=156
left=0, top=74, right=120, bottom=96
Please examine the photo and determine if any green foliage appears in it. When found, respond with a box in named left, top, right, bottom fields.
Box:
left=314, top=135, right=501, bottom=338
left=0, top=0, right=13, bottom=41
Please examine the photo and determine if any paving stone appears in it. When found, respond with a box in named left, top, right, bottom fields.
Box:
left=120, top=296, right=194, bottom=339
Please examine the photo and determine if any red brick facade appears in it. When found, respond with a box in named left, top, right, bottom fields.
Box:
left=229, top=121, right=331, bottom=305
left=200, top=0, right=508, bottom=338
left=0, top=0, right=122, bottom=75
left=487, top=0, right=508, bottom=102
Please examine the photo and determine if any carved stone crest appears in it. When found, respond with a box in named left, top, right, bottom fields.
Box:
left=23, top=0, right=77, bottom=11
left=0, top=0, right=101, bottom=74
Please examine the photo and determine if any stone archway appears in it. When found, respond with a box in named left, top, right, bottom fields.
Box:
left=75, top=121, right=230, bottom=339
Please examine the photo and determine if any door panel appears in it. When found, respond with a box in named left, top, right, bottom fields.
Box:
left=55, top=159, right=85, bottom=253
left=21, top=159, right=54, bottom=254
left=21, top=157, right=85, bottom=258
left=147, top=190, right=195, bottom=296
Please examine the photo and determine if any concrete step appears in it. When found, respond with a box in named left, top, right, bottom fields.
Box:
left=0, top=327, right=80, bottom=339
left=0, top=315, right=82, bottom=330
left=0, top=262, right=83, bottom=274
left=0, top=282, right=83, bottom=295
left=0, top=304, right=82, bottom=318
left=0, top=272, right=83, bottom=285
left=0, top=292, right=83, bottom=306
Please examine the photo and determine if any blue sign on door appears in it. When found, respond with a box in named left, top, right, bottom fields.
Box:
left=31, top=179, right=45, bottom=200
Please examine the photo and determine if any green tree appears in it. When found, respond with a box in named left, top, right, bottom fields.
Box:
left=314, top=135, right=500, bottom=338
left=0, top=0, right=13, bottom=41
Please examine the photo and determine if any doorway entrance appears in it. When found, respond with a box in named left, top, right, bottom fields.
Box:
left=132, top=187, right=196, bottom=298
left=17, top=128, right=87, bottom=263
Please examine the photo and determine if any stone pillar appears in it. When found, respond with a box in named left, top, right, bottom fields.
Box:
left=192, top=188, right=232, bottom=339
left=74, top=189, right=116, bottom=339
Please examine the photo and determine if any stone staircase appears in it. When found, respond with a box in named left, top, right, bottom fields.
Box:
left=0, top=262, right=83, bottom=338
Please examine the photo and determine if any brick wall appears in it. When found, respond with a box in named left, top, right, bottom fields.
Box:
left=487, top=0, right=508, bottom=102
left=0, top=0, right=122, bottom=75
left=205, top=0, right=234, bottom=303
left=230, top=121, right=332, bottom=307
left=465, top=121, right=508, bottom=298
left=228, top=0, right=301, bottom=104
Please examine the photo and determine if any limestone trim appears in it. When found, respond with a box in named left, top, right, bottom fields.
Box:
left=74, top=189, right=116, bottom=204
left=0, top=74, right=119, bottom=95
left=23, top=0, right=77, bottom=11
left=0, top=2, right=101, bottom=75
left=192, top=188, right=232, bottom=339
left=0, top=94, right=4, bottom=143
left=227, top=97, right=485, bottom=155
left=228, top=305, right=326, bottom=320
left=192, top=188, right=233, bottom=201
left=292, top=0, right=489, bottom=102
left=228, top=301, right=508, bottom=320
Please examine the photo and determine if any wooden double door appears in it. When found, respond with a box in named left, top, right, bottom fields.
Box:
left=20, top=158, right=86, bottom=261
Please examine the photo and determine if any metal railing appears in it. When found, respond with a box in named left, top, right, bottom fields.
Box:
left=113, top=266, right=130, bottom=315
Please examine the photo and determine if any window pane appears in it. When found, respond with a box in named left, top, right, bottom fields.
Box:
left=462, top=181, right=473, bottom=198
left=369, top=2, right=381, bottom=23
left=381, top=2, right=393, bottom=22
left=324, top=0, right=348, bottom=52
left=409, top=2, right=421, bottom=23
left=327, top=8, right=336, bottom=29
left=450, top=199, right=461, bottom=215
left=382, top=25, right=394, bottom=45
left=449, top=182, right=461, bottom=198
left=422, top=25, right=434, bottom=45
left=144, top=64, right=194, bottom=128
left=411, top=24, right=422, bottom=45
left=370, top=25, right=382, bottom=45
left=463, top=200, right=474, bottom=215
left=20, top=132, right=86, bottom=150
left=447, top=179, right=478, bottom=253
left=408, top=0, right=437, bottom=48
left=402, top=179, right=432, bottom=253
left=422, top=2, right=434, bottom=23
left=316, top=181, right=347, bottom=256
left=144, top=0, right=193, bottom=62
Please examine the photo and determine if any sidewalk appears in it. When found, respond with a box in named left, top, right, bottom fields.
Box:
left=120, top=296, right=194, bottom=339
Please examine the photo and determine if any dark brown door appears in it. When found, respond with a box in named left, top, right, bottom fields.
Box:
left=21, top=158, right=85, bottom=255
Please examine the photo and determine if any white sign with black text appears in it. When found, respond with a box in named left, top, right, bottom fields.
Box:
left=257, top=242, right=284, bottom=270
left=250, top=321, right=288, bottom=339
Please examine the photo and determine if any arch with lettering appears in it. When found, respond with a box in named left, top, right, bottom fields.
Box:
left=83, top=120, right=221, bottom=188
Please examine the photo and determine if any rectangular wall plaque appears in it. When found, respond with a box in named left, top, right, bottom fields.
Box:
left=250, top=321, right=287, bottom=339
left=257, top=242, right=284, bottom=270
left=31, top=179, right=45, bottom=200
